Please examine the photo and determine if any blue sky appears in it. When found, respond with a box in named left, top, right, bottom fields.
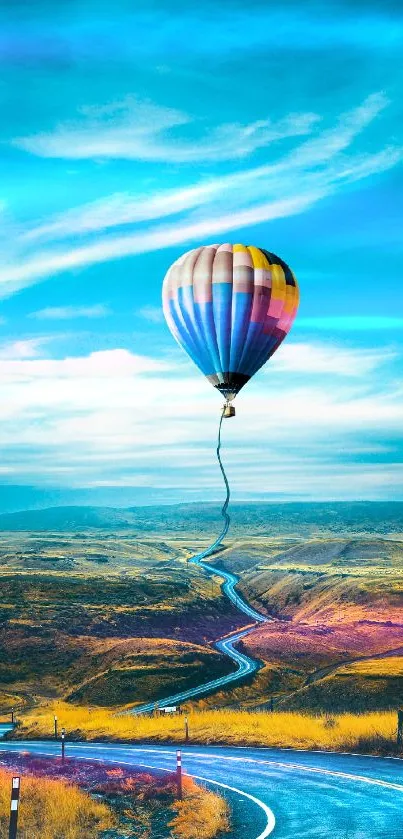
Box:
left=0, top=0, right=402, bottom=508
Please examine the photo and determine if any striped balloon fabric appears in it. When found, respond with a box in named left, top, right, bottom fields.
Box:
left=162, top=243, right=299, bottom=400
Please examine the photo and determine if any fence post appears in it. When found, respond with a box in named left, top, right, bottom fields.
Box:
left=54, top=715, right=58, bottom=739
left=61, top=727, right=66, bottom=762
left=10, top=708, right=14, bottom=726
left=397, top=710, right=403, bottom=750
left=184, top=716, right=189, bottom=743
left=8, top=776, right=20, bottom=839
left=176, top=750, right=182, bottom=800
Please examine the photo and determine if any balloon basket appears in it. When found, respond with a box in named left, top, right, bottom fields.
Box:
left=223, top=404, right=236, bottom=419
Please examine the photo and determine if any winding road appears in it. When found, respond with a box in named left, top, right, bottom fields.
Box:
left=1, top=557, right=402, bottom=837
left=2, top=511, right=402, bottom=835
left=1, top=734, right=402, bottom=838
left=132, top=555, right=268, bottom=713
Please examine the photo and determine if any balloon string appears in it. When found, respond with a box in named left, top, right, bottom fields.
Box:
left=190, top=409, right=230, bottom=562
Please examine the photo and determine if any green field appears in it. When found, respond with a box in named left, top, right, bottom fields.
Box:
left=0, top=502, right=402, bottom=714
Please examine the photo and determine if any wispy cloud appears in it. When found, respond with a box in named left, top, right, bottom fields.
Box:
left=137, top=305, right=164, bottom=324
left=0, top=192, right=326, bottom=297
left=17, top=94, right=391, bottom=246
left=297, top=316, right=403, bottom=331
left=13, top=96, right=318, bottom=162
left=30, top=304, right=110, bottom=320
left=0, top=338, right=50, bottom=360
left=1, top=93, right=401, bottom=299
left=270, top=342, right=396, bottom=377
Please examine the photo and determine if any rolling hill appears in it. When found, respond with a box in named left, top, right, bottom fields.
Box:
left=0, top=500, right=401, bottom=535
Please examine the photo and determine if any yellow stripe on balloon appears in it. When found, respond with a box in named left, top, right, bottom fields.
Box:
left=270, top=264, right=286, bottom=300
left=247, top=246, right=270, bottom=270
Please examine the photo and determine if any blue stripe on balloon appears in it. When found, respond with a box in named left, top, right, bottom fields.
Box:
left=244, top=333, right=279, bottom=377
left=194, top=301, right=223, bottom=380
left=213, top=282, right=232, bottom=373
left=237, top=322, right=263, bottom=376
left=178, top=287, right=215, bottom=374
left=229, top=292, right=253, bottom=372
left=168, top=300, right=205, bottom=372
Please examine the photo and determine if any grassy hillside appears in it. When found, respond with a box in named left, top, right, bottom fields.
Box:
left=279, top=655, right=403, bottom=712
left=1, top=521, right=403, bottom=714
left=228, top=537, right=403, bottom=624
left=199, top=535, right=403, bottom=711
left=0, top=534, right=242, bottom=711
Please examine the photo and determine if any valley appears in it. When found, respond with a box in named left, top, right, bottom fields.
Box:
left=0, top=502, right=402, bottom=715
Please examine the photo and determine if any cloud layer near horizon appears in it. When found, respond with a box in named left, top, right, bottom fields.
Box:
left=0, top=337, right=400, bottom=501
left=1, top=0, right=402, bottom=502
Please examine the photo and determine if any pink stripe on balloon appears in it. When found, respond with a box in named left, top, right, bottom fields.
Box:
left=233, top=248, right=253, bottom=269
left=267, top=298, right=284, bottom=318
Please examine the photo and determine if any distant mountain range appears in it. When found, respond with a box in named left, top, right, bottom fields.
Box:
left=0, top=501, right=401, bottom=535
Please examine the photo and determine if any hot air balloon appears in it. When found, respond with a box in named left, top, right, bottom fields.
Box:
left=162, top=243, right=299, bottom=417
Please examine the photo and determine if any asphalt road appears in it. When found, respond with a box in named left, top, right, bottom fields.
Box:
left=133, top=557, right=267, bottom=713
left=132, top=625, right=261, bottom=714
left=196, top=557, right=267, bottom=625
left=0, top=738, right=402, bottom=838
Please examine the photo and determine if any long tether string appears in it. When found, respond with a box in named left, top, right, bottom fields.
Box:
left=190, top=409, right=231, bottom=563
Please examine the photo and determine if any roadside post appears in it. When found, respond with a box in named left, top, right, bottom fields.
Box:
left=270, top=697, right=274, bottom=712
left=54, top=715, right=58, bottom=740
left=8, top=776, right=20, bottom=839
left=397, top=710, right=403, bottom=750
left=176, top=750, right=182, bottom=800
left=61, top=727, right=66, bottom=762
left=184, top=716, right=189, bottom=743
left=10, top=708, right=14, bottom=725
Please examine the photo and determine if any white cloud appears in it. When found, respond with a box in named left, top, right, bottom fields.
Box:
left=13, top=96, right=317, bottom=163
left=30, top=304, right=110, bottom=320
left=0, top=338, right=50, bottom=360
left=0, top=348, right=171, bottom=383
left=0, top=340, right=401, bottom=500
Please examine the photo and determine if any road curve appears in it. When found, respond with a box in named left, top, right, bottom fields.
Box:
left=132, top=626, right=260, bottom=714
left=131, top=557, right=268, bottom=714
left=1, top=739, right=402, bottom=838
left=193, top=555, right=267, bottom=625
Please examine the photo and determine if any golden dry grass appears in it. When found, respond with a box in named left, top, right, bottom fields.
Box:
left=170, top=777, right=230, bottom=839
left=15, top=701, right=399, bottom=754
left=0, top=767, right=115, bottom=838
left=337, top=656, right=403, bottom=677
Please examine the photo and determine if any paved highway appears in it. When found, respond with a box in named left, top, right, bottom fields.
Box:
left=132, top=556, right=268, bottom=713
left=195, top=556, right=267, bottom=624
left=131, top=626, right=261, bottom=714
left=0, top=738, right=402, bottom=838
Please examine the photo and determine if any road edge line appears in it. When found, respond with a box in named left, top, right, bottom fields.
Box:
left=15, top=748, right=276, bottom=839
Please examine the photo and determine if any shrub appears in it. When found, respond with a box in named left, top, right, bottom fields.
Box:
left=0, top=767, right=115, bottom=839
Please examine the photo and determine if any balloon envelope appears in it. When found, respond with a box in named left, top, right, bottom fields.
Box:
left=162, top=243, right=299, bottom=400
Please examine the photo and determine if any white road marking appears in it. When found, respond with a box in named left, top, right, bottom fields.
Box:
left=18, top=748, right=275, bottom=839
left=70, top=744, right=403, bottom=794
